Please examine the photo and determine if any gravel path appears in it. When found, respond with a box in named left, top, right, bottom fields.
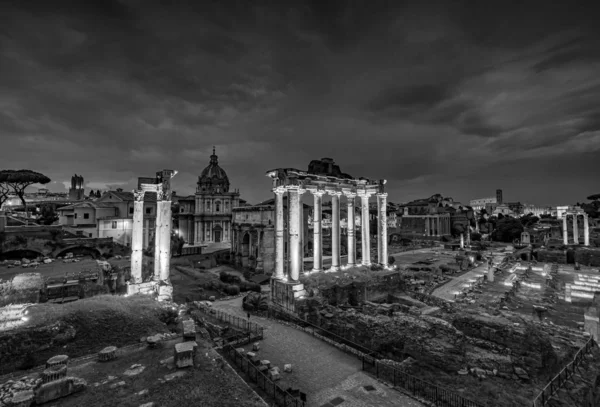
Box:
left=212, top=297, right=424, bottom=406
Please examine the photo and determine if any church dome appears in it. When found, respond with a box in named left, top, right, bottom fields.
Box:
left=197, top=147, right=230, bottom=194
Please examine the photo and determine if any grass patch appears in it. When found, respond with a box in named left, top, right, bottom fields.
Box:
left=0, top=295, right=174, bottom=375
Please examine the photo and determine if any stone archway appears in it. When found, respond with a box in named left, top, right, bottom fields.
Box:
left=54, top=246, right=101, bottom=259
left=242, top=233, right=250, bottom=257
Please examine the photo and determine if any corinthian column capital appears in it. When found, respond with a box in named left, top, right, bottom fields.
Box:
left=327, top=190, right=343, bottom=197
left=273, top=186, right=287, bottom=195
left=377, top=192, right=388, bottom=199
left=133, top=190, right=146, bottom=202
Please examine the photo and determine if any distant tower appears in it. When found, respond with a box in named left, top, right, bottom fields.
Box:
left=496, top=189, right=503, bottom=205
left=69, top=174, right=85, bottom=200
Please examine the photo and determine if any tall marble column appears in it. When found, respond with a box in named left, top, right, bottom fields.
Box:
left=312, top=191, right=324, bottom=272
left=573, top=215, right=579, bottom=244
left=377, top=193, right=388, bottom=266
left=273, top=187, right=286, bottom=279
left=288, top=187, right=303, bottom=281
left=345, top=192, right=357, bottom=267
left=436, top=217, right=440, bottom=236
left=330, top=191, right=342, bottom=271
left=153, top=190, right=163, bottom=281
left=584, top=215, right=590, bottom=246
left=460, top=233, right=464, bottom=249
left=425, top=218, right=430, bottom=236
left=159, top=193, right=173, bottom=281
left=359, top=192, right=371, bottom=266
left=563, top=215, right=569, bottom=245
left=130, top=190, right=145, bottom=284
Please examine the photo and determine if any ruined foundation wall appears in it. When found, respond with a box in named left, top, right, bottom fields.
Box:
left=536, top=249, right=567, bottom=264
left=575, top=247, right=600, bottom=267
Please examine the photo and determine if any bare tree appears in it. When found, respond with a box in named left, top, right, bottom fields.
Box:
left=0, top=170, right=51, bottom=218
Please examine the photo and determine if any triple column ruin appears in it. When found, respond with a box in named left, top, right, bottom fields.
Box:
left=128, top=169, right=177, bottom=301
left=267, top=168, right=389, bottom=284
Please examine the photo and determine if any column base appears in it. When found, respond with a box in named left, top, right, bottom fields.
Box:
left=379, top=263, right=388, bottom=268
left=362, top=261, right=371, bottom=267
left=311, top=268, right=322, bottom=273
left=346, top=262, right=356, bottom=268
left=126, top=281, right=158, bottom=297
left=329, top=266, right=340, bottom=272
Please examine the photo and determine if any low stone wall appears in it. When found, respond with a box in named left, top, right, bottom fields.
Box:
left=409, top=292, right=456, bottom=312
left=575, top=247, right=600, bottom=267
left=536, top=249, right=567, bottom=264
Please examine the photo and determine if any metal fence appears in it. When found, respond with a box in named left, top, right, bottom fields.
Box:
left=196, top=305, right=264, bottom=338
left=224, top=344, right=306, bottom=407
left=532, top=336, right=596, bottom=407
left=269, top=305, right=484, bottom=407
left=361, top=355, right=484, bottom=407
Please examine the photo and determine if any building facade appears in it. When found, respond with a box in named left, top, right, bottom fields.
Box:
left=176, top=148, right=242, bottom=245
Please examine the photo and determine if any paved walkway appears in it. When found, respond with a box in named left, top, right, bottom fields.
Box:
left=431, top=251, right=510, bottom=301
left=212, top=297, right=424, bottom=407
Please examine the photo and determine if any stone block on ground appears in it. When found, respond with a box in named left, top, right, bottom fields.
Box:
left=252, top=342, right=260, bottom=351
left=260, top=360, right=270, bottom=368
left=257, top=365, right=269, bottom=374
left=34, top=377, right=87, bottom=405
left=41, top=364, right=68, bottom=383
left=268, top=368, right=280, bottom=381
left=174, top=342, right=195, bottom=369
left=182, top=319, right=196, bottom=339
left=46, top=355, right=69, bottom=368
left=235, top=348, right=245, bottom=354
left=157, top=284, right=173, bottom=302
left=246, top=351, right=256, bottom=359
left=98, top=346, right=118, bottom=362
left=8, top=390, right=35, bottom=407
left=251, top=356, right=261, bottom=366
left=124, top=364, right=146, bottom=376
left=284, top=364, right=292, bottom=373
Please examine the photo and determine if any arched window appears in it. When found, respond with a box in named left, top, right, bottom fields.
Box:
left=216, top=201, right=221, bottom=212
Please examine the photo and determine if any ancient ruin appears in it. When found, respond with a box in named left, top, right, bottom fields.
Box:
left=562, top=207, right=590, bottom=246
left=128, top=169, right=177, bottom=301
left=266, top=158, right=388, bottom=309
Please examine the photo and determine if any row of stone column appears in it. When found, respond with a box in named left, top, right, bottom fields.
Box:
left=563, top=213, right=590, bottom=246
left=130, top=189, right=173, bottom=284
left=424, top=216, right=451, bottom=236
left=272, top=186, right=388, bottom=282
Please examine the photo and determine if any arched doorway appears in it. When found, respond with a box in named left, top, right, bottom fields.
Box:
left=242, top=233, right=250, bottom=257
left=213, top=225, right=223, bottom=243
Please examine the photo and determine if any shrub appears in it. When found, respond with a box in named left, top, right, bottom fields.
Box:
left=158, top=307, right=178, bottom=326
left=388, top=256, right=395, bottom=265
left=225, top=285, right=240, bottom=296
left=248, top=282, right=261, bottom=293
left=370, top=264, right=383, bottom=271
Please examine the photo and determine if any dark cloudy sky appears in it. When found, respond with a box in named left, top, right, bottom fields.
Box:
left=1, top=0, right=599, bottom=207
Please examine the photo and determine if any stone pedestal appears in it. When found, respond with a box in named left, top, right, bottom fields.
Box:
left=157, top=283, right=173, bottom=302
left=46, top=355, right=69, bottom=368
left=487, top=264, right=494, bottom=283
left=174, top=342, right=197, bottom=368
left=41, top=364, right=67, bottom=383
left=182, top=319, right=196, bottom=339
left=98, top=346, right=117, bottom=362
left=270, top=279, right=306, bottom=313
left=127, top=281, right=158, bottom=296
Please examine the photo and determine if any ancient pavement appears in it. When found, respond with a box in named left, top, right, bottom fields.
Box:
left=432, top=250, right=510, bottom=301
left=212, top=297, right=425, bottom=407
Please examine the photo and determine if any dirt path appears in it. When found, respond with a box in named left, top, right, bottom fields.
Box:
left=212, top=297, right=425, bottom=406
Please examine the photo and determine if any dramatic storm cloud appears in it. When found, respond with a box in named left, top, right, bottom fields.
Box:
left=1, top=0, right=598, bottom=206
